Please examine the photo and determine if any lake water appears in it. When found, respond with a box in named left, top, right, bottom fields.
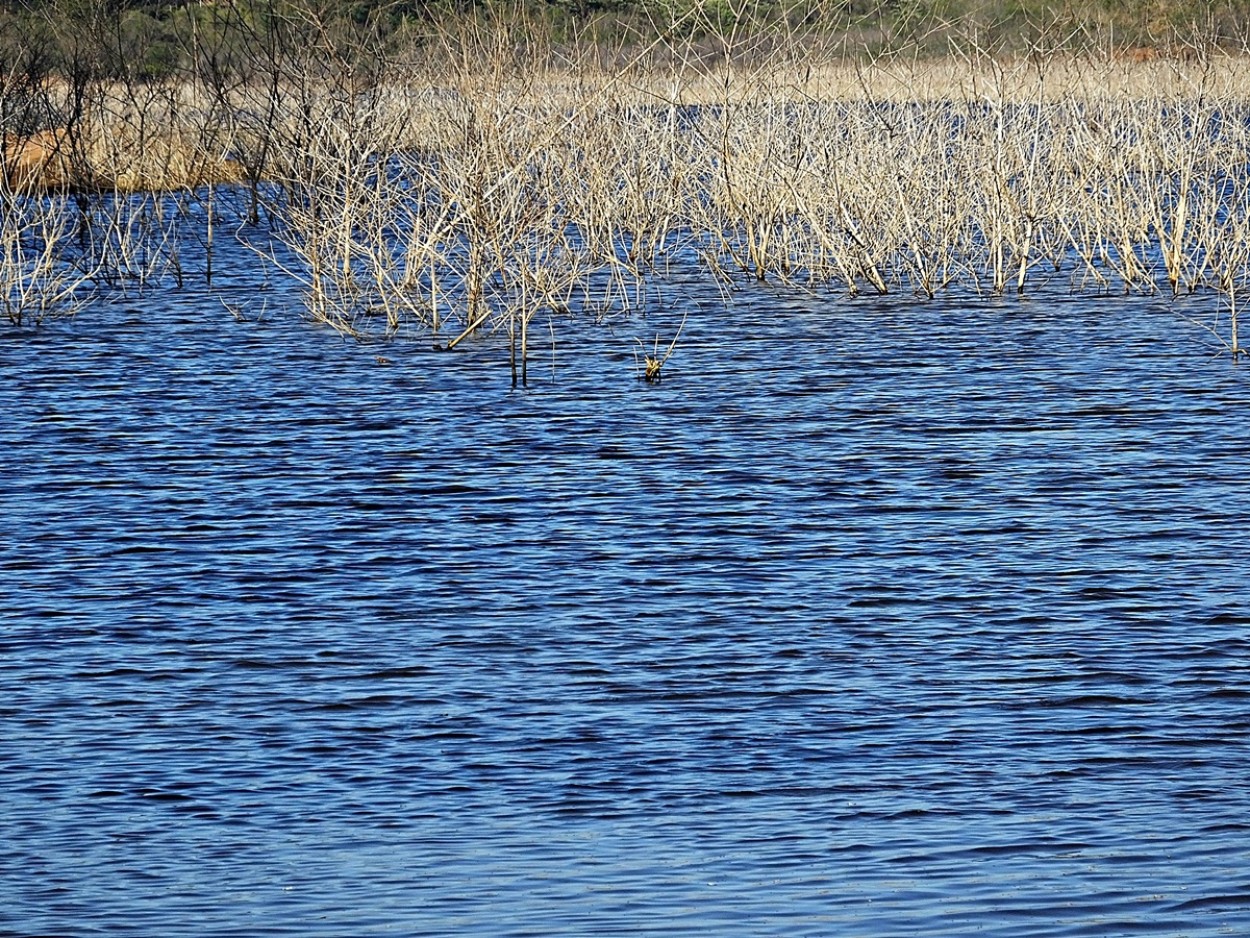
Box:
left=2, top=236, right=1249, bottom=936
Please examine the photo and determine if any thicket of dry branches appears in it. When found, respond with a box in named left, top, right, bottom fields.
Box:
left=4, top=7, right=1250, bottom=366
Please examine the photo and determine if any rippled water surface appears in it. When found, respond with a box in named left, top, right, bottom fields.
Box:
left=3, top=258, right=1249, bottom=936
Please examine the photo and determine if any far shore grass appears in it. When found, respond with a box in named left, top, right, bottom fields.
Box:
left=9, top=44, right=1250, bottom=193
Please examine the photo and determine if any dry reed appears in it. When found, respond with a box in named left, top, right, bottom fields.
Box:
left=6, top=15, right=1250, bottom=360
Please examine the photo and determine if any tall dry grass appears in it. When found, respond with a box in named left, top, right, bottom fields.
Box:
left=252, top=20, right=1250, bottom=364
left=6, top=10, right=1250, bottom=361
left=0, top=180, right=96, bottom=325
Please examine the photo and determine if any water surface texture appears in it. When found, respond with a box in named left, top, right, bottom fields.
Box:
left=2, top=267, right=1249, bottom=936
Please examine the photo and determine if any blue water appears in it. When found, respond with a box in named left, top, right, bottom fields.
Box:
left=2, top=256, right=1249, bottom=936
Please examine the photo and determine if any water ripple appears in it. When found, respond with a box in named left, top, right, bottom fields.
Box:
left=1, top=265, right=1248, bottom=935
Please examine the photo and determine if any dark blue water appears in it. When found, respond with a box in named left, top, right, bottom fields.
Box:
left=2, top=261, right=1249, bottom=936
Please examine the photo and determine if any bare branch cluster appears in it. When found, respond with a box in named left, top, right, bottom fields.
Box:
left=6, top=3, right=1250, bottom=361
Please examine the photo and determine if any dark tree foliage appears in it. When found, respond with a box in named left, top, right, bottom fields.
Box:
left=4, top=0, right=1250, bottom=83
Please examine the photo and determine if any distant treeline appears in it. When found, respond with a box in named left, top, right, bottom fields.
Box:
left=4, top=0, right=1250, bottom=82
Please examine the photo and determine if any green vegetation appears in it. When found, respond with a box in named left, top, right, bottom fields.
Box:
left=5, top=0, right=1250, bottom=85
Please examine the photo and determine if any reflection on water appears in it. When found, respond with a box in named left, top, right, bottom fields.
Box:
left=1, top=251, right=1248, bottom=936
